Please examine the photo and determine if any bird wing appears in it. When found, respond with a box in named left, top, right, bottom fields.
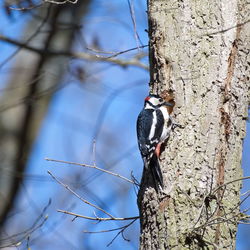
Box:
left=136, top=108, right=164, bottom=159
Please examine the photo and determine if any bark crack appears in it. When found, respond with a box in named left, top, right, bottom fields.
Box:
left=215, top=22, right=242, bottom=245
left=224, top=24, right=242, bottom=99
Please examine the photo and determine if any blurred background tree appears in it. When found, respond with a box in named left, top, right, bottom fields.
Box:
left=0, top=0, right=249, bottom=249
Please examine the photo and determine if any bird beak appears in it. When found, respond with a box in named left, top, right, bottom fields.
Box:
left=163, top=102, right=174, bottom=107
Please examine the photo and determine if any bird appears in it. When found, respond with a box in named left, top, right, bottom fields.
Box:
left=136, top=94, right=174, bottom=191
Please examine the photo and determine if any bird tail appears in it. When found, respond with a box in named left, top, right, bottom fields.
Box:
left=149, top=153, right=164, bottom=191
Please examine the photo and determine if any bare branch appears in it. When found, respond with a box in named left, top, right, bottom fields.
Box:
left=212, top=176, right=250, bottom=194
left=83, top=219, right=138, bottom=247
left=191, top=175, right=250, bottom=236
left=241, top=190, right=250, bottom=196
left=202, top=19, right=250, bottom=36
left=0, top=200, right=50, bottom=248
left=92, top=140, right=97, bottom=167
left=47, top=171, right=115, bottom=218
left=0, top=6, right=51, bottom=70
left=87, top=45, right=148, bottom=58
left=46, top=158, right=135, bottom=185
left=44, top=0, right=78, bottom=4
left=238, top=222, right=250, bottom=225
left=0, top=35, right=149, bottom=70
left=57, top=209, right=139, bottom=221
left=127, top=0, right=142, bottom=50
left=0, top=79, right=64, bottom=113
left=8, top=3, right=43, bottom=10
left=107, top=219, right=137, bottom=247
left=83, top=224, right=131, bottom=233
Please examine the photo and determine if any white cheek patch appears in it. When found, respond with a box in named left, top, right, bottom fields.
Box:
left=150, top=97, right=161, bottom=106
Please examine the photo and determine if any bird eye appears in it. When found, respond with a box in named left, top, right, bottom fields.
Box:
left=159, top=98, right=163, bottom=102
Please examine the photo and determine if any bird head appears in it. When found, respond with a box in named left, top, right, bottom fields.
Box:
left=144, top=94, right=173, bottom=109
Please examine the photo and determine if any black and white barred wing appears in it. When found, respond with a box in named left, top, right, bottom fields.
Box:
left=136, top=108, right=164, bottom=168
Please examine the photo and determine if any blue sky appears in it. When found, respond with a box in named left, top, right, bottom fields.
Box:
left=0, top=1, right=249, bottom=249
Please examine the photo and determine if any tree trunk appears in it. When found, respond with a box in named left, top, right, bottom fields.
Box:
left=138, top=0, right=250, bottom=249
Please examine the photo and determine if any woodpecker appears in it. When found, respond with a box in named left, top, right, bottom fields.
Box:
left=136, top=94, right=174, bottom=191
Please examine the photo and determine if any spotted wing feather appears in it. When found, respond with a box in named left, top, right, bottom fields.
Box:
left=136, top=108, right=164, bottom=168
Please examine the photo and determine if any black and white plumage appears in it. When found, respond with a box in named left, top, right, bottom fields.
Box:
left=136, top=94, right=173, bottom=190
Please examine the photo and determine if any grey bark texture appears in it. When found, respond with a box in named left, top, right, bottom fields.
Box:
left=0, top=1, right=90, bottom=227
left=138, top=0, right=250, bottom=249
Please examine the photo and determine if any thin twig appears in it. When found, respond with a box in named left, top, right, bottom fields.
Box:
left=212, top=176, right=250, bottom=194
left=46, top=158, right=134, bottom=184
left=92, top=140, right=97, bottom=167
left=193, top=208, right=248, bottom=231
left=9, top=3, right=43, bottom=10
left=44, top=0, right=78, bottom=4
left=202, top=19, right=250, bottom=36
left=0, top=200, right=50, bottom=247
left=107, top=219, right=137, bottom=247
left=241, top=189, right=250, bottom=196
left=0, top=35, right=149, bottom=70
left=0, top=73, right=45, bottom=93
left=83, top=224, right=129, bottom=233
left=0, top=79, right=65, bottom=113
left=90, top=45, right=148, bottom=59
left=0, top=5, right=51, bottom=70
left=127, top=0, right=142, bottom=50
left=192, top=176, right=250, bottom=231
left=47, top=171, right=114, bottom=218
left=57, top=209, right=139, bottom=221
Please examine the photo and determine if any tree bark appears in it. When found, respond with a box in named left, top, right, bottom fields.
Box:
left=138, top=0, right=250, bottom=249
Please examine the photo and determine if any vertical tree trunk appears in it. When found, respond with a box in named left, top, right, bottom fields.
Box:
left=138, top=0, right=250, bottom=249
